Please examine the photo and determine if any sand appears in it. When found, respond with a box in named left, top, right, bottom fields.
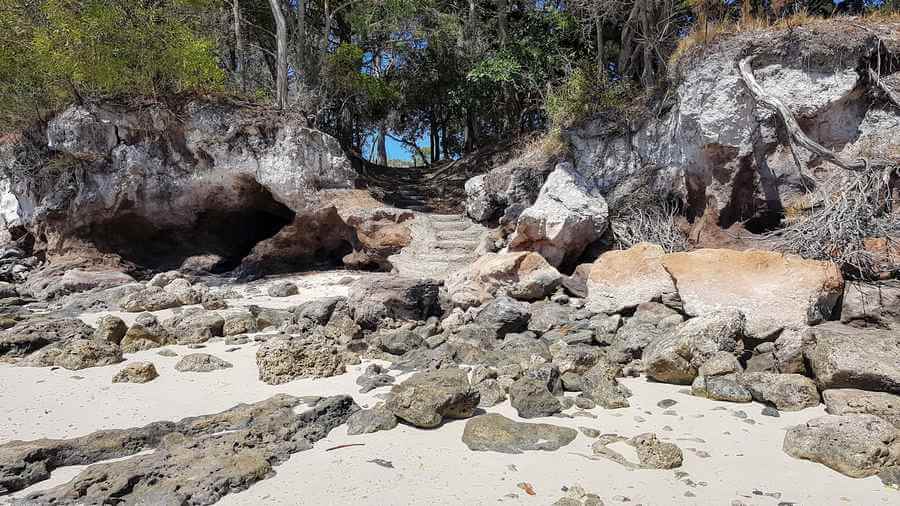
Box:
left=1, top=274, right=896, bottom=505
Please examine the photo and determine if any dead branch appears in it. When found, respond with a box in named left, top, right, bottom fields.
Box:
left=738, top=56, right=894, bottom=173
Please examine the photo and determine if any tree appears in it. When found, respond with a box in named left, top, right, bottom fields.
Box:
left=267, top=0, right=288, bottom=108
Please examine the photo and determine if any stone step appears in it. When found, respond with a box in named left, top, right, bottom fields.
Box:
left=434, top=239, right=480, bottom=250
left=436, top=229, right=482, bottom=240
left=431, top=220, right=471, bottom=232
left=428, top=214, right=465, bottom=222
left=417, top=252, right=473, bottom=263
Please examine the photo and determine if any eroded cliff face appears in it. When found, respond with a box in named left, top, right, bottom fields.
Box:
left=568, top=22, right=900, bottom=231
left=0, top=100, right=359, bottom=275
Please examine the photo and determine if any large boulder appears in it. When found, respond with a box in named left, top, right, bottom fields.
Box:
left=661, top=249, right=843, bottom=339
left=0, top=318, right=94, bottom=357
left=804, top=323, right=900, bottom=394
left=385, top=368, right=480, bottom=428
left=119, top=286, right=182, bottom=313
left=348, top=276, right=441, bottom=329
left=473, top=295, right=531, bottom=337
left=823, top=389, right=900, bottom=428
left=112, top=362, right=159, bottom=383
left=738, top=372, right=820, bottom=411
left=256, top=334, right=348, bottom=385
left=20, top=338, right=123, bottom=370
left=840, top=281, right=900, bottom=327
left=586, top=243, right=678, bottom=314
left=120, top=313, right=172, bottom=353
left=644, top=310, right=745, bottom=384
left=444, top=252, right=562, bottom=308
left=508, top=163, right=609, bottom=268
left=174, top=353, right=233, bottom=372
left=581, top=358, right=631, bottom=409
left=783, top=415, right=900, bottom=478
left=462, top=414, right=577, bottom=453
left=163, top=309, right=224, bottom=344
left=509, top=376, right=561, bottom=418
left=464, top=161, right=549, bottom=223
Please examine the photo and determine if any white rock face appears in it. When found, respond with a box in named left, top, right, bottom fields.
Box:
left=508, top=162, right=609, bottom=268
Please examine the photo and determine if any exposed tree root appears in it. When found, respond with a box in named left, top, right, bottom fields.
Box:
left=738, top=56, right=895, bottom=174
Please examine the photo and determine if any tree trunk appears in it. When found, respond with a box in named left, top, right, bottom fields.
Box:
left=268, top=0, right=288, bottom=109
left=595, top=16, right=604, bottom=78
left=232, top=0, right=245, bottom=92
left=376, top=126, right=388, bottom=165
left=497, top=0, right=507, bottom=46
left=296, top=0, right=306, bottom=85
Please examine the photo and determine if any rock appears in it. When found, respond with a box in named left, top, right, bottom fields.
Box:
left=462, top=413, right=577, bottom=453
left=528, top=300, right=575, bottom=333
left=473, top=295, right=531, bottom=337
left=691, top=375, right=752, bottom=403
left=610, top=302, right=683, bottom=363
left=581, top=358, right=630, bottom=409
left=823, top=389, right=900, bottom=428
left=174, top=353, right=233, bottom=372
left=292, top=297, right=344, bottom=325
left=698, top=351, right=742, bottom=377
left=524, top=363, right=563, bottom=395
left=24, top=268, right=135, bottom=300
left=550, top=342, right=603, bottom=375
left=805, top=323, right=900, bottom=394
left=19, top=338, right=123, bottom=370
left=631, top=433, right=684, bottom=469
left=179, top=254, right=227, bottom=274
left=267, top=281, right=299, bottom=297
left=348, top=276, right=441, bottom=329
left=586, top=243, right=678, bottom=314
left=112, top=362, right=159, bottom=383
left=476, top=379, right=507, bottom=407
left=256, top=334, right=347, bottom=385
left=93, top=315, right=127, bottom=344
left=841, top=281, right=900, bottom=327
left=497, top=332, right=552, bottom=370
left=163, top=308, right=225, bottom=344
left=444, top=251, right=562, bottom=308
left=644, top=310, right=745, bottom=384
left=772, top=329, right=812, bottom=374
left=356, top=364, right=394, bottom=393
left=120, top=286, right=183, bottom=312
left=0, top=318, right=94, bottom=357
left=464, top=161, right=549, bottom=223
left=121, top=313, right=172, bottom=353
left=509, top=377, right=561, bottom=418
left=1, top=394, right=357, bottom=501
left=222, top=309, right=258, bottom=336
left=346, top=405, right=398, bottom=435
left=507, top=162, right=609, bottom=268
left=470, top=365, right=497, bottom=385
left=157, top=349, right=177, bottom=357
left=385, top=368, right=480, bottom=428
left=783, top=414, right=900, bottom=478
left=738, top=372, right=820, bottom=411
left=661, top=249, right=843, bottom=339
left=163, top=278, right=203, bottom=305
left=376, top=328, right=424, bottom=356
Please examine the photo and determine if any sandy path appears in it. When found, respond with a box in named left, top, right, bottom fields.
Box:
left=1, top=275, right=896, bottom=505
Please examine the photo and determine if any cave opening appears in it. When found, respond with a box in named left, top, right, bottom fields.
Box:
left=79, top=178, right=295, bottom=275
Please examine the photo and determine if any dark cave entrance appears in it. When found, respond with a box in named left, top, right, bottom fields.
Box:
left=79, top=178, right=295, bottom=274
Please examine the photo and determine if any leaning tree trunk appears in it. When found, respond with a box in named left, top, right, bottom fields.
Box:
left=268, top=0, right=289, bottom=109
left=232, top=0, right=245, bottom=92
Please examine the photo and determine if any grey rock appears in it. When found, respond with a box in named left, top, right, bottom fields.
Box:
left=267, top=281, right=299, bottom=297
left=631, top=433, right=684, bottom=469
left=805, top=323, right=900, bottom=394
left=644, top=310, right=745, bottom=385
left=476, top=379, right=507, bottom=407
left=120, top=286, right=182, bottom=312
left=20, top=338, right=123, bottom=370
left=174, top=353, right=233, bottom=372
left=2, top=395, right=357, bottom=501
left=581, top=357, right=630, bottom=409
left=346, top=405, right=398, bottom=435
left=163, top=308, right=224, bottom=344
left=823, top=389, right=900, bottom=428
left=474, top=295, right=531, bottom=337
left=112, top=362, right=159, bottom=383
left=256, top=334, right=347, bottom=385
left=462, top=413, right=577, bottom=453
left=222, top=309, right=258, bottom=336
left=377, top=328, right=424, bottom=355
left=121, top=313, right=172, bottom=353
left=841, top=281, right=900, bottom=327
left=509, top=377, right=562, bottom=418
left=528, top=300, right=575, bottom=333
left=783, top=414, right=900, bottom=478
left=348, top=276, right=441, bottom=329
left=385, top=368, right=479, bottom=428
left=691, top=375, right=752, bottom=403
left=739, top=372, right=820, bottom=411
left=93, top=315, right=127, bottom=344
left=0, top=318, right=94, bottom=357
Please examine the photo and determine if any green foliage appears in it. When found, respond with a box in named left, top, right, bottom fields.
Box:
left=546, top=68, right=636, bottom=131
left=0, top=0, right=223, bottom=130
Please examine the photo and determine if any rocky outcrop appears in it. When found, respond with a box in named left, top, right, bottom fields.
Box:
left=0, top=318, right=94, bottom=358
left=567, top=23, right=900, bottom=237
left=1, top=394, right=357, bottom=502
left=783, top=414, right=900, bottom=478
left=0, top=100, right=369, bottom=278
left=823, top=389, right=900, bottom=428
left=586, top=243, right=678, bottom=314
left=507, top=162, right=609, bottom=269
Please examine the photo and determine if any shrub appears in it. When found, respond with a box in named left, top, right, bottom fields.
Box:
left=545, top=68, right=636, bottom=132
